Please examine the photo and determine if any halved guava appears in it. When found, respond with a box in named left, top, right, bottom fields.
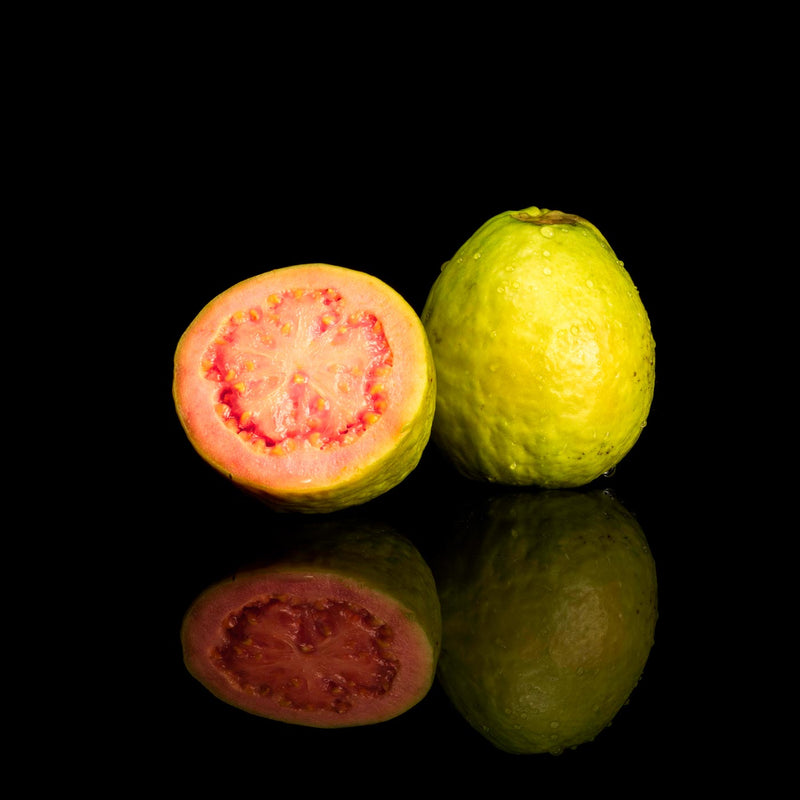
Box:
left=181, top=523, right=441, bottom=727
left=173, top=264, right=436, bottom=513
left=435, top=489, right=657, bottom=754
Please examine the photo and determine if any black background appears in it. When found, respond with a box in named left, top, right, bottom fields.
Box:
left=114, top=59, right=747, bottom=794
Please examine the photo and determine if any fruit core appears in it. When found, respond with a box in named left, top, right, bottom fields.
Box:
left=214, top=595, right=399, bottom=715
left=203, top=288, right=393, bottom=453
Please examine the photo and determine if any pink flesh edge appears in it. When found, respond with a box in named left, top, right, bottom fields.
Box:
left=182, top=570, right=435, bottom=727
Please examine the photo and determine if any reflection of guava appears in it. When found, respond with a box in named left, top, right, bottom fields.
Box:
left=421, top=207, right=655, bottom=488
left=435, top=490, right=658, bottom=754
left=182, top=522, right=441, bottom=727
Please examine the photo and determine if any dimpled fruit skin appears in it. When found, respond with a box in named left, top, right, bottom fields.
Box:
left=421, top=207, right=655, bottom=488
left=435, top=490, right=657, bottom=755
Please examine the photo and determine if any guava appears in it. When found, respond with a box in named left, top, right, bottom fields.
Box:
left=181, top=520, right=441, bottom=727
left=421, top=207, right=655, bottom=488
left=173, top=264, right=436, bottom=513
left=435, top=489, right=657, bottom=754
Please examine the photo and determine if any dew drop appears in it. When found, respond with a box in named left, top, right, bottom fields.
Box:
left=543, top=266, right=552, bottom=275
left=585, top=279, right=594, bottom=288
left=603, top=466, right=617, bottom=478
left=541, top=227, right=555, bottom=238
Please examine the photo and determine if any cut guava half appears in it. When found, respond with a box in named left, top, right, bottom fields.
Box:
left=173, top=264, right=436, bottom=513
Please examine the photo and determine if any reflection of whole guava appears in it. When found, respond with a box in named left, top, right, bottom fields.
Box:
left=421, top=207, right=655, bottom=488
left=435, top=489, right=658, bottom=754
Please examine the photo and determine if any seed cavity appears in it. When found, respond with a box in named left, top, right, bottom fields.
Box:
left=203, top=288, right=393, bottom=453
left=215, top=596, right=399, bottom=715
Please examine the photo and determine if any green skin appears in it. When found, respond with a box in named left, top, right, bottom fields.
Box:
left=253, top=522, right=443, bottom=641
left=435, top=490, right=658, bottom=754
left=421, top=207, right=655, bottom=488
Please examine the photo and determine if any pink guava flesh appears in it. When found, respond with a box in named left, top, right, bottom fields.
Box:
left=205, top=288, right=393, bottom=453
left=182, top=571, right=436, bottom=727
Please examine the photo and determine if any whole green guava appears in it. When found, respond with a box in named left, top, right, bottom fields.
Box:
left=422, top=207, right=655, bottom=488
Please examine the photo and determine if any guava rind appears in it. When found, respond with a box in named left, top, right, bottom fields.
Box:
left=173, top=264, right=437, bottom=513
left=435, top=489, right=657, bottom=754
left=421, top=207, right=655, bottom=488
left=181, top=522, right=442, bottom=727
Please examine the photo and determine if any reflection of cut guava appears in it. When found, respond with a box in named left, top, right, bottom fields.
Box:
left=435, top=489, right=657, bottom=754
left=181, top=522, right=441, bottom=727
left=421, top=207, right=655, bottom=488
left=173, top=264, right=436, bottom=513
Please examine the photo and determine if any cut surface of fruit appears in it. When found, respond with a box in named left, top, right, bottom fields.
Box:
left=181, top=527, right=441, bottom=727
left=215, top=594, right=399, bottom=715
left=173, top=265, right=436, bottom=512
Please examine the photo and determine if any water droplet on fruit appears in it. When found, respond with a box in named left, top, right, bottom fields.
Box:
left=542, top=249, right=551, bottom=257
left=603, top=466, right=617, bottom=477
left=586, top=279, right=594, bottom=288
left=473, top=252, right=482, bottom=260
left=541, top=227, right=554, bottom=238
left=543, top=266, right=552, bottom=276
